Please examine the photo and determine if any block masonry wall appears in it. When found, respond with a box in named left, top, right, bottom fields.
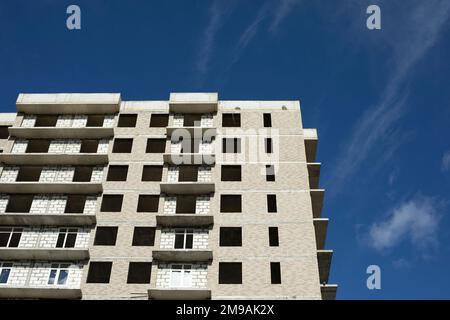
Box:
left=16, top=227, right=90, bottom=249
left=11, top=139, right=110, bottom=154
left=172, top=114, right=213, bottom=128
left=0, top=166, right=104, bottom=183
left=21, top=114, right=115, bottom=128
left=1, top=261, right=84, bottom=288
left=0, top=194, right=98, bottom=215
left=155, top=263, right=208, bottom=288
left=159, top=229, right=209, bottom=249
left=163, top=195, right=210, bottom=214
left=166, top=166, right=211, bottom=182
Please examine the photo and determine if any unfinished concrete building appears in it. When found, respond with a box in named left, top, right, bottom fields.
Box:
left=0, top=93, right=336, bottom=299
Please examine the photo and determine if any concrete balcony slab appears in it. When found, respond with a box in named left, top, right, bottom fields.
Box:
left=156, top=214, right=214, bottom=227
left=0, top=248, right=89, bottom=261
left=152, top=249, right=213, bottom=262
left=0, top=213, right=96, bottom=226
left=148, top=288, right=211, bottom=300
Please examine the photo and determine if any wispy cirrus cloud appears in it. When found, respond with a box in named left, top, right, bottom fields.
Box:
left=327, top=0, right=450, bottom=194
left=366, top=195, right=440, bottom=253
left=441, top=150, right=450, bottom=172
left=195, top=0, right=234, bottom=78
left=196, top=0, right=302, bottom=80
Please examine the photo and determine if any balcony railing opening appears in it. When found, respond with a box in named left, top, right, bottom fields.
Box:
left=86, top=115, right=105, bottom=127
left=26, top=140, right=50, bottom=153
left=183, top=114, right=202, bottom=127
left=5, top=195, right=33, bottom=213
left=175, top=196, right=197, bottom=214
left=73, top=166, right=94, bottom=182
left=80, top=140, right=99, bottom=153
left=64, top=195, right=87, bottom=214
left=16, top=166, right=42, bottom=182
left=178, top=166, right=199, bottom=182
left=34, top=115, right=58, bottom=127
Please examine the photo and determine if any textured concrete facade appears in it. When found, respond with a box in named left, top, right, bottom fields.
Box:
left=0, top=93, right=336, bottom=300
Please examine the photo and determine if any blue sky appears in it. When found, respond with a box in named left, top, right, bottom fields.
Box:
left=1, top=0, right=450, bottom=299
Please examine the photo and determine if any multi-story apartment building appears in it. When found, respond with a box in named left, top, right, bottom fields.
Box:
left=0, top=92, right=336, bottom=300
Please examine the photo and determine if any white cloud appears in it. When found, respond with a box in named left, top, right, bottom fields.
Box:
left=441, top=150, right=450, bottom=172
left=196, top=0, right=233, bottom=76
left=327, top=1, right=450, bottom=194
left=367, top=196, right=440, bottom=252
left=269, top=0, right=302, bottom=33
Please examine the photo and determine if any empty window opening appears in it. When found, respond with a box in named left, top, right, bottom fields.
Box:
left=117, top=114, right=137, bottom=127
left=106, top=165, right=128, bottom=181
left=170, top=264, right=192, bottom=288
left=219, top=262, right=242, bottom=284
left=80, top=139, right=99, bottom=153
left=127, top=262, right=152, bottom=284
left=222, top=138, right=241, bottom=153
left=94, top=226, right=118, bottom=246
left=176, top=196, right=197, bottom=214
left=6, top=195, right=33, bottom=213
left=26, top=140, right=50, bottom=153
left=137, top=195, right=159, bottom=212
left=132, top=227, right=156, bottom=246
left=220, top=195, right=242, bottom=212
left=100, top=195, right=123, bottom=212
left=263, top=113, right=272, bottom=128
left=266, top=165, right=275, bottom=182
left=221, top=165, right=241, bottom=181
left=0, top=227, right=23, bottom=247
left=86, top=115, right=105, bottom=127
left=65, top=195, right=86, bottom=214
left=73, top=166, right=93, bottom=182
left=35, top=115, right=58, bottom=127
left=265, top=138, right=273, bottom=154
left=48, top=263, right=70, bottom=285
left=219, top=227, right=242, bottom=246
left=267, top=195, right=277, bottom=213
left=174, top=229, right=194, bottom=249
left=146, top=138, right=166, bottom=153
left=150, top=114, right=169, bottom=127
left=270, top=262, right=281, bottom=284
left=112, top=138, right=133, bottom=153
left=87, top=262, right=112, bottom=283
left=56, top=228, right=78, bottom=248
left=183, top=114, right=202, bottom=127
left=0, top=126, right=10, bottom=139
left=269, top=227, right=279, bottom=247
left=178, top=166, right=199, bottom=182
left=16, top=166, right=42, bottom=182
left=142, top=165, right=163, bottom=181
left=222, top=114, right=241, bottom=127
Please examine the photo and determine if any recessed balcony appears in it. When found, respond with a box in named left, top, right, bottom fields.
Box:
left=0, top=182, right=102, bottom=194
left=0, top=247, right=89, bottom=261
left=317, top=249, right=333, bottom=284
left=8, top=127, right=114, bottom=139
left=0, top=153, right=108, bottom=165
left=0, top=287, right=82, bottom=299
left=152, top=249, right=213, bottom=262
left=163, top=153, right=215, bottom=165
left=310, top=189, right=324, bottom=218
left=16, top=93, right=121, bottom=114
left=148, top=288, right=211, bottom=300
left=169, top=92, right=218, bottom=114
left=321, top=284, right=337, bottom=300
left=313, top=218, right=328, bottom=250
left=156, top=214, right=214, bottom=227
left=304, top=128, right=318, bottom=162
left=160, top=182, right=215, bottom=195
left=307, top=162, right=321, bottom=189
left=0, top=213, right=96, bottom=226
